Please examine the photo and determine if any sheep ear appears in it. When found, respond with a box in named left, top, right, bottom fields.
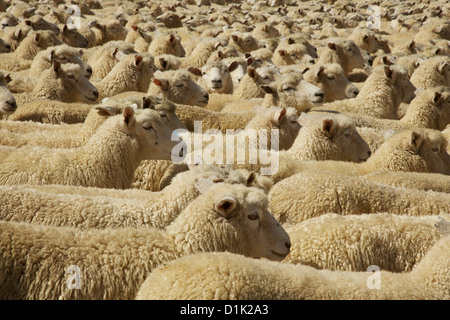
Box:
left=278, top=49, right=286, bottom=57
left=273, top=107, right=287, bottom=126
left=260, top=84, right=276, bottom=95
left=231, top=34, right=239, bottom=42
left=433, top=91, right=442, bottom=104
left=46, top=49, right=55, bottom=62
left=52, top=59, right=61, bottom=73
left=194, top=177, right=216, bottom=194
left=134, top=55, right=143, bottom=66
left=383, top=65, right=393, bottom=79
left=63, top=24, right=68, bottom=32
left=410, top=131, right=423, bottom=153
left=315, top=65, right=324, bottom=78
left=322, top=119, right=335, bottom=137
left=5, top=73, right=12, bottom=83
left=327, top=42, right=336, bottom=50
left=113, top=49, right=126, bottom=61
left=131, top=25, right=138, bottom=31
left=409, top=41, right=415, bottom=50
left=159, top=57, right=167, bottom=70
left=246, top=171, right=256, bottom=187
left=142, top=96, right=155, bottom=109
left=34, top=32, right=42, bottom=43
left=94, top=105, right=117, bottom=116
left=14, top=29, right=22, bottom=40
left=228, top=61, right=239, bottom=73
left=287, top=37, right=295, bottom=45
left=246, top=57, right=254, bottom=66
left=25, top=20, right=31, bottom=26
left=215, top=196, right=237, bottom=219
left=153, top=77, right=169, bottom=89
left=169, top=33, right=176, bottom=43
left=438, top=60, right=449, bottom=73
left=247, top=67, right=257, bottom=79
left=187, top=67, right=202, bottom=76
left=123, top=106, right=135, bottom=127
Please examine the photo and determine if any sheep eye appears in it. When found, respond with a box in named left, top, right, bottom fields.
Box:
left=431, top=146, right=439, bottom=152
left=176, top=83, right=185, bottom=88
left=345, top=47, right=352, bottom=51
left=143, top=124, right=154, bottom=131
left=66, top=73, right=75, bottom=79
left=283, top=87, right=294, bottom=92
left=159, top=112, right=167, bottom=118
left=262, top=76, right=270, bottom=80
left=247, top=213, right=258, bottom=220
left=327, top=75, right=335, bottom=80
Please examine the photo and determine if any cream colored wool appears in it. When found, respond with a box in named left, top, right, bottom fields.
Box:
left=124, top=25, right=152, bottom=52
left=288, top=113, right=371, bottom=162
left=272, top=43, right=316, bottom=66
left=268, top=170, right=450, bottom=225
left=410, top=56, right=450, bottom=90
left=12, top=62, right=99, bottom=106
left=179, top=37, right=228, bottom=69
left=0, top=183, right=291, bottom=299
left=0, top=30, right=61, bottom=71
left=0, top=85, right=16, bottom=120
left=93, top=53, right=156, bottom=100
left=85, top=44, right=131, bottom=80
left=0, top=165, right=270, bottom=229
left=137, top=236, right=450, bottom=300
left=90, top=19, right=128, bottom=46
left=0, top=107, right=179, bottom=188
left=311, top=65, right=416, bottom=120
left=1, top=25, right=32, bottom=51
left=148, top=32, right=185, bottom=57
left=400, top=86, right=450, bottom=131
left=284, top=213, right=447, bottom=272
left=154, top=54, right=182, bottom=71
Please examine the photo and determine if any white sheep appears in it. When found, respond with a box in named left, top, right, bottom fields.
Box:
left=147, top=69, right=210, bottom=107
left=0, top=107, right=180, bottom=189
left=136, top=235, right=450, bottom=300
left=310, top=65, right=416, bottom=120
left=410, top=56, right=450, bottom=90
left=287, top=113, right=371, bottom=162
left=11, top=60, right=99, bottom=106
left=0, top=37, right=10, bottom=52
left=283, top=213, right=448, bottom=272
left=0, top=84, right=16, bottom=120
left=58, top=24, right=89, bottom=48
left=188, top=60, right=239, bottom=94
left=0, top=183, right=291, bottom=299
left=272, top=43, right=316, bottom=66
left=229, top=31, right=266, bottom=53
left=148, top=32, right=186, bottom=57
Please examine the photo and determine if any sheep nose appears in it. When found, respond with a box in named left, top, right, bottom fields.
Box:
left=5, top=44, right=11, bottom=50
left=367, top=150, right=372, bottom=156
left=212, top=79, right=222, bottom=84
left=93, top=90, right=99, bottom=97
left=315, top=92, right=324, bottom=99
left=86, top=66, right=92, bottom=75
left=353, top=89, right=359, bottom=96
left=285, top=241, right=291, bottom=250
left=204, top=92, right=209, bottom=100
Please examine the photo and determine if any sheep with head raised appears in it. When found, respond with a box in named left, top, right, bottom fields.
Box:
left=229, top=31, right=266, bottom=53
left=302, top=63, right=360, bottom=102
left=179, top=37, right=228, bottom=69
left=316, top=38, right=366, bottom=77
left=311, top=65, right=416, bottom=120
left=12, top=61, right=99, bottom=106
left=0, top=25, right=31, bottom=51
left=0, top=182, right=291, bottom=300
left=137, top=235, right=449, bottom=300
left=0, top=37, right=10, bottom=52
left=154, top=54, right=182, bottom=71
left=58, top=24, right=89, bottom=48
left=188, top=60, right=239, bottom=94
left=283, top=213, right=449, bottom=272
left=89, top=19, right=128, bottom=46
left=348, top=26, right=382, bottom=54
left=125, top=25, right=152, bottom=52
left=155, top=12, right=184, bottom=28
left=410, top=56, right=450, bottom=90
left=148, top=69, right=210, bottom=107
left=0, top=85, right=16, bottom=120
left=272, top=43, right=316, bottom=66
left=22, top=14, right=60, bottom=35
left=269, top=170, right=450, bottom=226
left=0, top=106, right=180, bottom=189
left=287, top=113, right=371, bottom=162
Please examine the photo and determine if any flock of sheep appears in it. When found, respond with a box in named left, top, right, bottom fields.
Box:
left=0, top=0, right=449, bottom=300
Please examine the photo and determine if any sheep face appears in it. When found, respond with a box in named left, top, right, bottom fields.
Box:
left=150, top=70, right=209, bottom=107
left=167, top=184, right=291, bottom=261
left=54, top=62, right=98, bottom=103
left=326, top=39, right=366, bottom=74
left=0, top=38, right=10, bottom=53
left=386, top=66, right=417, bottom=104
left=349, top=27, right=380, bottom=54
left=60, top=25, right=89, bottom=48
left=25, top=15, right=60, bottom=35
left=304, top=64, right=359, bottom=102
left=140, top=96, right=187, bottom=131
left=416, top=129, right=450, bottom=175
left=275, top=44, right=316, bottom=65
left=31, top=30, right=63, bottom=51
left=123, top=107, right=181, bottom=161
left=0, top=86, right=17, bottom=116
left=190, top=61, right=238, bottom=94
left=46, top=46, right=92, bottom=79
left=156, top=12, right=183, bottom=28
left=231, top=32, right=266, bottom=53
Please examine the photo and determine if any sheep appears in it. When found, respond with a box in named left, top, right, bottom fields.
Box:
left=58, top=24, right=89, bottom=48
left=229, top=32, right=266, bottom=53
left=188, top=60, right=239, bottom=94
left=11, top=61, right=99, bottom=106
left=272, top=43, right=316, bottom=66
left=268, top=170, right=450, bottom=226
left=155, top=12, right=183, bottom=28
left=0, top=24, right=31, bottom=51
left=147, top=69, right=210, bottom=107
left=283, top=213, right=448, bottom=272
left=7, top=44, right=92, bottom=93
left=0, top=183, right=291, bottom=300
left=148, top=32, right=186, bottom=57
left=348, top=26, right=382, bottom=54
left=89, top=19, right=128, bottom=46
left=222, top=70, right=324, bottom=114
left=316, top=38, right=366, bottom=77
left=0, top=106, right=180, bottom=189
left=179, top=37, right=228, bottom=69
left=410, top=56, right=450, bottom=90
left=136, top=235, right=450, bottom=300
left=0, top=85, right=16, bottom=120
left=396, top=53, right=426, bottom=77
left=310, top=65, right=416, bottom=120
left=0, top=164, right=271, bottom=229
left=0, top=30, right=61, bottom=71
left=93, top=53, right=156, bottom=100
left=84, top=44, right=132, bottom=80
left=22, top=14, right=60, bottom=35
left=302, top=63, right=360, bottom=102
left=244, top=47, right=273, bottom=68
left=124, top=25, right=152, bottom=52
left=400, top=86, right=450, bottom=131
left=287, top=113, right=371, bottom=162
left=154, top=54, right=182, bottom=71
